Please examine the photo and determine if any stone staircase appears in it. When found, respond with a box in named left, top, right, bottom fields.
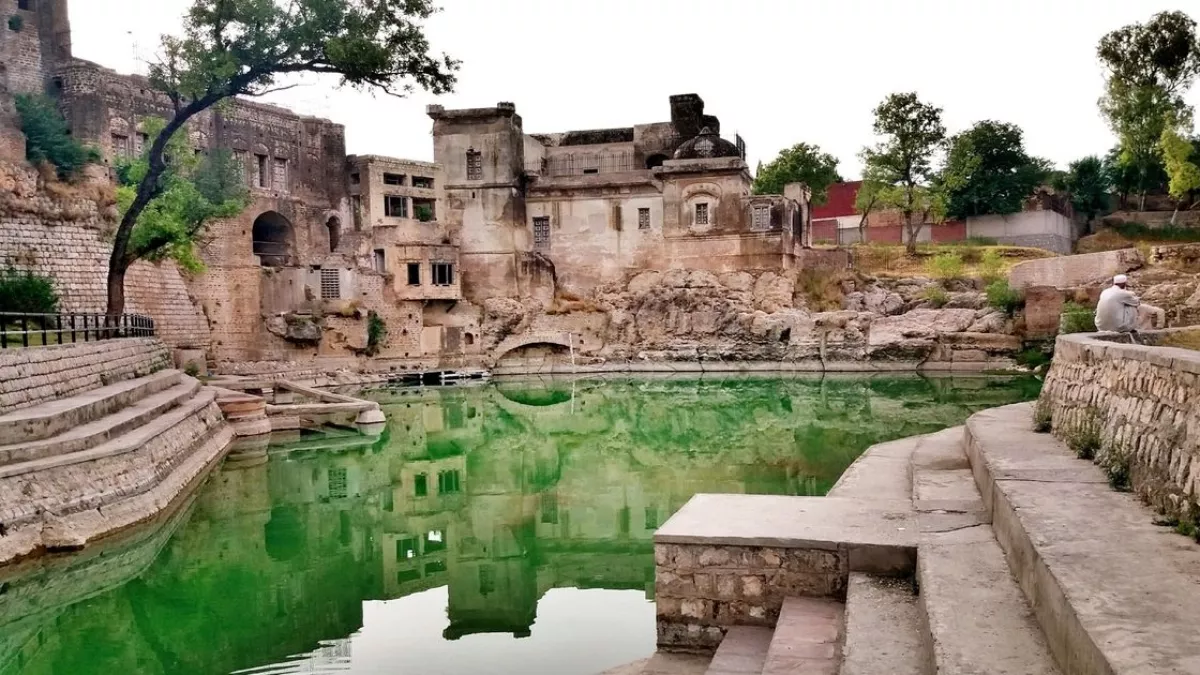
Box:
left=621, top=402, right=1200, bottom=675
left=0, top=369, right=232, bottom=564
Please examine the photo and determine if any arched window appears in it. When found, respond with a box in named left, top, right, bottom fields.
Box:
left=326, top=216, right=341, bottom=252
left=645, top=154, right=668, bottom=170
left=252, top=211, right=294, bottom=267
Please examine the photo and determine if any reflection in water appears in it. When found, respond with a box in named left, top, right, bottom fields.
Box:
left=0, top=375, right=1039, bottom=675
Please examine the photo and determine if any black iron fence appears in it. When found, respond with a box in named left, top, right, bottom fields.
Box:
left=0, top=312, right=156, bottom=349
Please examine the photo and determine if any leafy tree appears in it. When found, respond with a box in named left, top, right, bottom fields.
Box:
left=752, top=142, right=842, bottom=203
left=13, top=94, right=99, bottom=180
left=105, top=0, right=459, bottom=317
left=940, top=120, right=1047, bottom=219
left=1054, top=156, right=1111, bottom=224
left=1097, top=10, right=1200, bottom=210
left=859, top=92, right=947, bottom=254
left=115, top=119, right=250, bottom=273
left=1160, top=124, right=1200, bottom=224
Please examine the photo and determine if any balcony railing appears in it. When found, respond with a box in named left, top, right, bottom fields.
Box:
left=0, top=312, right=156, bottom=349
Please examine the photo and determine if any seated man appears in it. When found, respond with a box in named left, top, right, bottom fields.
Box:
left=1095, top=274, right=1165, bottom=336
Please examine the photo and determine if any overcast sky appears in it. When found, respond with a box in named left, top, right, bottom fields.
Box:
left=69, top=1, right=1200, bottom=179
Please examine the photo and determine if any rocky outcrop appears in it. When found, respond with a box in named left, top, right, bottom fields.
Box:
left=484, top=268, right=1021, bottom=369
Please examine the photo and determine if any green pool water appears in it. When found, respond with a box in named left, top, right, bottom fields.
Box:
left=0, top=374, right=1040, bottom=675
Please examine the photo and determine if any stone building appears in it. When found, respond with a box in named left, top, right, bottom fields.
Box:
left=429, top=94, right=813, bottom=302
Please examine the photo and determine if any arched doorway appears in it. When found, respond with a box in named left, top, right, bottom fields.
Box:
left=645, top=154, right=668, bottom=169
left=252, top=211, right=294, bottom=267
left=326, top=216, right=341, bottom=253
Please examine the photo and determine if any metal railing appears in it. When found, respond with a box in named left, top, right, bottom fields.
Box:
left=0, top=312, right=156, bottom=349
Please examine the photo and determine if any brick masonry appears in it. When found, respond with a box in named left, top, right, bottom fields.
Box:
left=1039, top=331, right=1200, bottom=523
left=654, top=542, right=846, bottom=652
left=0, top=163, right=210, bottom=349
left=0, top=337, right=167, bottom=413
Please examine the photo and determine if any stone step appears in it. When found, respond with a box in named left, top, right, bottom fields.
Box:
left=599, top=651, right=710, bottom=675
left=762, top=596, right=843, bottom=675
left=0, top=387, right=217, bottom=480
left=840, top=574, right=928, bottom=675
left=917, top=523, right=1060, bottom=675
left=0, top=369, right=181, bottom=444
left=0, top=377, right=201, bottom=467
left=705, top=626, right=773, bottom=675
left=966, top=403, right=1200, bottom=675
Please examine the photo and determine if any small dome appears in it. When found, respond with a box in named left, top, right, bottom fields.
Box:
left=673, top=127, right=741, bottom=160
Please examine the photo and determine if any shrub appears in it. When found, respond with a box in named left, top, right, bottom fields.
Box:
left=8, top=14, right=23, bottom=31
left=922, top=285, right=949, bottom=308
left=1112, top=222, right=1200, bottom=243
left=415, top=204, right=434, bottom=222
left=985, top=279, right=1024, bottom=316
left=0, top=266, right=59, bottom=314
left=1102, top=450, right=1131, bottom=492
left=1060, top=302, right=1096, bottom=334
left=366, top=311, right=387, bottom=356
left=184, top=362, right=201, bottom=378
left=1065, top=411, right=1102, bottom=460
left=978, top=249, right=1004, bottom=282
left=14, top=94, right=99, bottom=180
left=1017, top=347, right=1052, bottom=371
left=1032, top=400, right=1053, bottom=433
left=926, top=252, right=965, bottom=280
left=966, top=235, right=998, bottom=246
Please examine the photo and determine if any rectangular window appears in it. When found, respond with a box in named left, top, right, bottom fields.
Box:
left=374, top=249, right=386, bottom=274
left=327, top=467, right=348, bottom=499
left=533, top=216, right=550, bottom=250
left=695, top=203, right=709, bottom=225
left=232, top=150, right=247, bottom=183
left=273, top=158, right=288, bottom=192
left=383, top=172, right=405, bottom=186
left=431, top=262, right=454, bottom=286
left=17, top=0, right=31, bottom=10
left=752, top=205, right=771, bottom=231
left=644, top=507, right=658, bottom=530
left=255, top=154, right=269, bottom=188
left=350, top=172, right=360, bottom=185
left=407, top=262, right=421, bottom=286
left=479, top=566, right=495, bottom=596
left=437, top=470, right=461, bottom=494
left=396, top=536, right=418, bottom=560
left=541, top=492, right=559, bottom=524
left=350, top=195, right=362, bottom=229
left=413, top=198, right=435, bottom=222
left=466, top=150, right=482, bottom=181
left=412, top=176, right=434, bottom=189
left=384, top=195, right=408, bottom=218
left=638, top=207, right=650, bottom=230
left=320, top=269, right=340, bottom=300
left=414, top=473, right=428, bottom=497
left=111, top=134, right=129, bottom=158
left=134, top=132, right=149, bottom=157
left=424, top=530, right=446, bottom=553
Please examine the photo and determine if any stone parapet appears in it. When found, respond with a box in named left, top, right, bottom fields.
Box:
left=0, top=338, right=168, bottom=414
left=1039, top=330, right=1200, bottom=522
left=1009, top=248, right=1143, bottom=290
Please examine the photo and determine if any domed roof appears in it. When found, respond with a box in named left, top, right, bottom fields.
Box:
left=673, top=127, right=742, bottom=160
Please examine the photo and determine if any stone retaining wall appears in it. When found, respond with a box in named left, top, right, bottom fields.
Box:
left=0, top=338, right=169, bottom=413
left=1009, top=248, right=1143, bottom=290
left=654, top=543, right=845, bottom=651
left=1039, top=330, right=1200, bottom=523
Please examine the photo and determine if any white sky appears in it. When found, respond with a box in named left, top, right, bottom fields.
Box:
left=69, top=1, right=1200, bottom=178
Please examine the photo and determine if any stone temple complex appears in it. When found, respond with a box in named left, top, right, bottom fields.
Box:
left=0, top=0, right=821, bottom=373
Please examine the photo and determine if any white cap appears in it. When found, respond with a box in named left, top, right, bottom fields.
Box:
left=1113, top=274, right=1128, bottom=285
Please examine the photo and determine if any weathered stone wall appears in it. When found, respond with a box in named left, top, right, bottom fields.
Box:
left=0, top=163, right=210, bottom=348
left=1009, top=248, right=1143, bottom=290
left=654, top=542, right=845, bottom=651
left=0, top=337, right=168, bottom=413
left=1039, top=331, right=1200, bottom=523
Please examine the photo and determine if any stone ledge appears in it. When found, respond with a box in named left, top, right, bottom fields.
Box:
left=966, top=403, right=1200, bottom=675
left=655, top=495, right=916, bottom=568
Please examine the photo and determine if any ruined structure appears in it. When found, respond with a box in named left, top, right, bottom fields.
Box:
left=431, top=95, right=812, bottom=301
left=0, top=0, right=878, bottom=376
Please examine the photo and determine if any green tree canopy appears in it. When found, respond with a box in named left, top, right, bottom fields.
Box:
left=105, top=0, right=459, bottom=316
left=940, top=120, right=1048, bottom=219
left=859, top=92, right=947, bottom=254
left=14, top=94, right=99, bottom=180
left=1053, top=156, right=1111, bottom=223
left=1097, top=10, right=1200, bottom=210
left=115, top=119, right=250, bottom=273
left=1160, top=123, right=1200, bottom=223
left=752, top=142, right=842, bottom=203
